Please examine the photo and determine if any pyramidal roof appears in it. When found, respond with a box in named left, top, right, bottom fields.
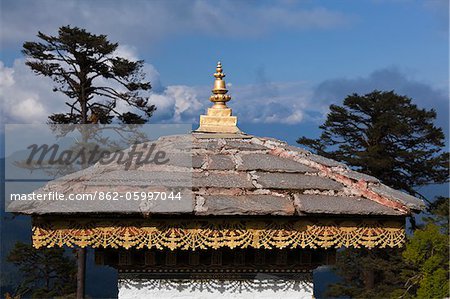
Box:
left=9, top=62, right=425, bottom=217
left=11, top=133, right=424, bottom=216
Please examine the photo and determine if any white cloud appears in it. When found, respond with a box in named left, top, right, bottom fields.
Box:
left=114, top=45, right=139, bottom=61
left=0, top=58, right=201, bottom=124
left=165, top=86, right=203, bottom=123
left=1, top=0, right=353, bottom=48
left=229, top=81, right=313, bottom=125
left=1, top=59, right=67, bottom=123
left=0, top=62, right=14, bottom=87
left=12, top=98, right=46, bottom=121
left=3, top=60, right=445, bottom=129
left=0, top=1, right=353, bottom=126
left=146, top=79, right=312, bottom=125
left=0, top=58, right=314, bottom=125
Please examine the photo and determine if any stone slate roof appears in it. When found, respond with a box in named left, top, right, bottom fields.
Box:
left=9, top=133, right=425, bottom=217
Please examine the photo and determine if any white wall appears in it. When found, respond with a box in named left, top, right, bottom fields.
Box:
left=118, top=276, right=314, bottom=299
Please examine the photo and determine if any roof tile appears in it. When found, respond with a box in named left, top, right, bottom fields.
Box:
left=195, top=195, right=295, bottom=215
left=294, top=194, right=403, bottom=215
left=254, top=172, right=343, bottom=190
left=193, top=172, right=254, bottom=188
left=237, top=153, right=318, bottom=172
left=207, top=155, right=235, bottom=170
left=370, top=184, right=425, bottom=210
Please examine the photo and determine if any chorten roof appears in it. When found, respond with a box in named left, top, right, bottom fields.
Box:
left=11, top=62, right=424, bottom=217
left=9, top=62, right=424, bottom=250
left=11, top=132, right=424, bottom=216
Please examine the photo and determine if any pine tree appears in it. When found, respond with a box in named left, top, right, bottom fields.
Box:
left=298, top=90, right=449, bottom=298
left=298, top=90, right=448, bottom=199
left=7, top=242, right=76, bottom=298
left=20, top=25, right=157, bottom=299
left=23, top=25, right=155, bottom=124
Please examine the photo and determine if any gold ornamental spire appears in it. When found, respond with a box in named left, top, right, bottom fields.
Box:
left=210, top=61, right=231, bottom=109
left=195, top=61, right=241, bottom=134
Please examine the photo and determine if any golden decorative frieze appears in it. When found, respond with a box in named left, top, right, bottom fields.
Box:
left=32, top=218, right=405, bottom=250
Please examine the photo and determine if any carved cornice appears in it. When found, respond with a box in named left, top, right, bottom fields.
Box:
left=32, top=217, right=405, bottom=250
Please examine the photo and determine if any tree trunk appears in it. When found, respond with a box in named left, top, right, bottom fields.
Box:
left=80, top=104, right=87, bottom=124
left=76, top=248, right=86, bottom=299
left=363, top=268, right=375, bottom=290
left=80, top=76, right=88, bottom=124
left=77, top=99, right=88, bottom=297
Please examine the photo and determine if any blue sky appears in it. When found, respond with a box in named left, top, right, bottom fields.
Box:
left=0, top=0, right=448, bottom=142
left=0, top=2, right=448, bottom=297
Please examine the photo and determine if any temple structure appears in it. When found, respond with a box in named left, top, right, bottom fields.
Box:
left=11, top=62, right=425, bottom=298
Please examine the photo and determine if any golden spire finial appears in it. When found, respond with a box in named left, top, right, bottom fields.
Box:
left=214, top=61, right=224, bottom=80
left=195, top=61, right=241, bottom=134
left=210, top=61, right=231, bottom=109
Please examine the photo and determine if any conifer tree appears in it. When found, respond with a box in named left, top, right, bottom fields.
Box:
left=20, top=25, right=156, bottom=299
left=7, top=242, right=76, bottom=298
left=23, top=25, right=155, bottom=124
left=298, top=90, right=449, bottom=298
left=298, top=90, right=448, bottom=199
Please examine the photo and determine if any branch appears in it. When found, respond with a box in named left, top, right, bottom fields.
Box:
left=65, top=101, right=81, bottom=114
left=88, top=101, right=121, bottom=116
